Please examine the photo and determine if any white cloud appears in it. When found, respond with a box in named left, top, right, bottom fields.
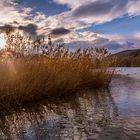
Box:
left=52, top=0, right=140, bottom=27
left=127, top=0, right=140, bottom=16
left=53, top=0, right=96, bottom=8
left=0, top=0, right=33, bottom=26
left=133, top=32, right=140, bottom=38
left=0, top=0, right=139, bottom=52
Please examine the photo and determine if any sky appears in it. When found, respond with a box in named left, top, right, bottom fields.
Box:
left=0, top=0, right=140, bottom=53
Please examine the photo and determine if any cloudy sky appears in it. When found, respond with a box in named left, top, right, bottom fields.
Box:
left=0, top=0, right=140, bottom=53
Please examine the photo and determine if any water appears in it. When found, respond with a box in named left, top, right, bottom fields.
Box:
left=0, top=68, right=140, bottom=140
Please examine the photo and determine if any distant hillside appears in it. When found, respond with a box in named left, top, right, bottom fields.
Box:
left=111, top=49, right=140, bottom=67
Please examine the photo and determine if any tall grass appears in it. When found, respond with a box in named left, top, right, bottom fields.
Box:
left=0, top=33, right=116, bottom=110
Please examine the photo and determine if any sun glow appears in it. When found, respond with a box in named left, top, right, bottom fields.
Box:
left=0, top=34, right=6, bottom=49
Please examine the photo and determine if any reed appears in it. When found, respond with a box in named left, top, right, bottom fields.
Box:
left=0, top=33, right=116, bottom=110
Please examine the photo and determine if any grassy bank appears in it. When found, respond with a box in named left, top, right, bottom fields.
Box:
left=0, top=34, right=116, bottom=110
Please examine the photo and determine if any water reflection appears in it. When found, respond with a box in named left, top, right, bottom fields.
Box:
left=1, top=74, right=140, bottom=140
left=0, top=89, right=118, bottom=140
left=110, top=76, right=140, bottom=117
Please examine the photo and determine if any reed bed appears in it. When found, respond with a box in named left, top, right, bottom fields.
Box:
left=0, top=33, right=116, bottom=110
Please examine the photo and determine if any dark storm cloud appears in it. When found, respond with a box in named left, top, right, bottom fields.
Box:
left=18, top=24, right=38, bottom=36
left=0, top=23, right=38, bottom=36
left=72, top=0, right=128, bottom=18
left=51, top=28, right=70, bottom=35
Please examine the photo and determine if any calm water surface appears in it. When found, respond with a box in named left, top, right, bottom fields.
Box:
left=0, top=68, right=140, bottom=140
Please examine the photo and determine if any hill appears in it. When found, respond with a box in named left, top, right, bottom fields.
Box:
left=111, top=49, right=140, bottom=67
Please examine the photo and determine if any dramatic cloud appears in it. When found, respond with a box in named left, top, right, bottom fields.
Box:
left=53, top=0, right=140, bottom=26
left=53, top=30, right=138, bottom=53
left=0, top=0, right=140, bottom=52
left=134, top=32, right=140, bottom=38
left=72, top=1, right=114, bottom=17
left=0, top=24, right=38, bottom=36
left=0, top=0, right=33, bottom=25
left=0, top=1, right=39, bottom=36
left=100, top=33, right=140, bottom=52
left=127, top=0, right=140, bottom=16
left=65, top=37, right=135, bottom=53
left=18, top=24, right=38, bottom=36
left=51, top=28, right=70, bottom=35
left=93, top=38, right=135, bottom=50
left=53, top=0, right=93, bottom=8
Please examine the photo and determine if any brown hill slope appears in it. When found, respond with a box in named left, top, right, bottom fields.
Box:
left=111, top=49, right=140, bottom=67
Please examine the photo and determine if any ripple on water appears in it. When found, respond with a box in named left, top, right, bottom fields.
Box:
left=0, top=73, right=140, bottom=139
